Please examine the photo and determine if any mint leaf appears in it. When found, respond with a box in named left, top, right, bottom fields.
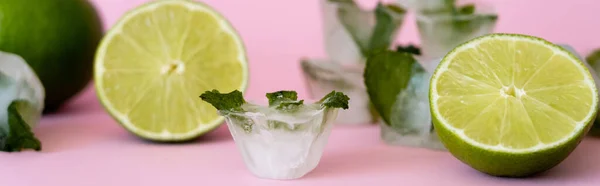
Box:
left=199, top=90, right=245, bottom=112
left=199, top=90, right=253, bottom=132
left=396, top=44, right=421, bottom=55
left=266, top=90, right=305, bottom=111
left=1, top=100, right=41, bottom=152
left=319, top=91, right=350, bottom=109
left=364, top=50, right=416, bottom=125
left=266, top=90, right=298, bottom=106
left=457, top=4, right=475, bottom=15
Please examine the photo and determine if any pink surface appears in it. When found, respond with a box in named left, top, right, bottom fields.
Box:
left=2, top=0, right=600, bottom=185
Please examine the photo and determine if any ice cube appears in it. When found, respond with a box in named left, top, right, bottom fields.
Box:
left=301, top=59, right=376, bottom=125
left=0, top=51, right=44, bottom=134
left=380, top=61, right=445, bottom=150
left=222, top=102, right=340, bottom=180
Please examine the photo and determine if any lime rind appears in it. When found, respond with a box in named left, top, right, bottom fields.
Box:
left=94, top=0, right=248, bottom=141
left=430, top=33, right=599, bottom=154
left=433, top=113, right=593, bottom=176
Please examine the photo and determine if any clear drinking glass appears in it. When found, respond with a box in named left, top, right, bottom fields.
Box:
left=416, top=0, right=498, bottom=61
left=222, top=100, right=341, bottom=180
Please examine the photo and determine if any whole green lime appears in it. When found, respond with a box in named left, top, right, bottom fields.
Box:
left=0, top=0, right=103, bottom=112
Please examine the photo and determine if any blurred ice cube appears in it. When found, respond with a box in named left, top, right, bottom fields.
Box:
left=380, top=61, right=444, bottom=150
left=301, top=59, right=376, bottom=125
left=0, top=51, right=44, bottom=144
left=417, top=13, right=497, bottom=61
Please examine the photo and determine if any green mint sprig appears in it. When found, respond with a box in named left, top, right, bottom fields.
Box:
left=266, top=91, right=304, bottom=112
left=198, top=90, right=245, bottom=112
left=319, top=91, right=350, bottom=109
left=1, top=100, right=42, bottom=152
left=364, top=50, right=416, bottom=126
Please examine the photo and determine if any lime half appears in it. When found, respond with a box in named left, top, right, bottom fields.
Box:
left=94, top=0, right=248, bottom=141
left=430, top=34, right=598, bottom=176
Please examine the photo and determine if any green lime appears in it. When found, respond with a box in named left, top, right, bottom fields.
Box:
left=430, top=34, right=598, bottom=177
left=94, top=0, right=248, bottom=141
left=0, top=0, right=103, bottom=112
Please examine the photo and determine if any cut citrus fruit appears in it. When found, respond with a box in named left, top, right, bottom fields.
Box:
left=94, top=0, right=248, bottom=141
left=430, top=34, right=598, bottom=177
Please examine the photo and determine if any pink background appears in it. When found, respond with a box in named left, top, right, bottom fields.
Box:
left=2, top=0, right=600, bottom=185
left=89, top=0, right=600, bottom=99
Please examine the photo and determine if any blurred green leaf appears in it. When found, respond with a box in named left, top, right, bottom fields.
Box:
left=364, top=51, right=415, bottom=125
left=1, top=100, right=41, bottom=152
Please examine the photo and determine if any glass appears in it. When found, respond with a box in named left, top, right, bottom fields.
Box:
left=222, top=100, right=341, bottom=180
